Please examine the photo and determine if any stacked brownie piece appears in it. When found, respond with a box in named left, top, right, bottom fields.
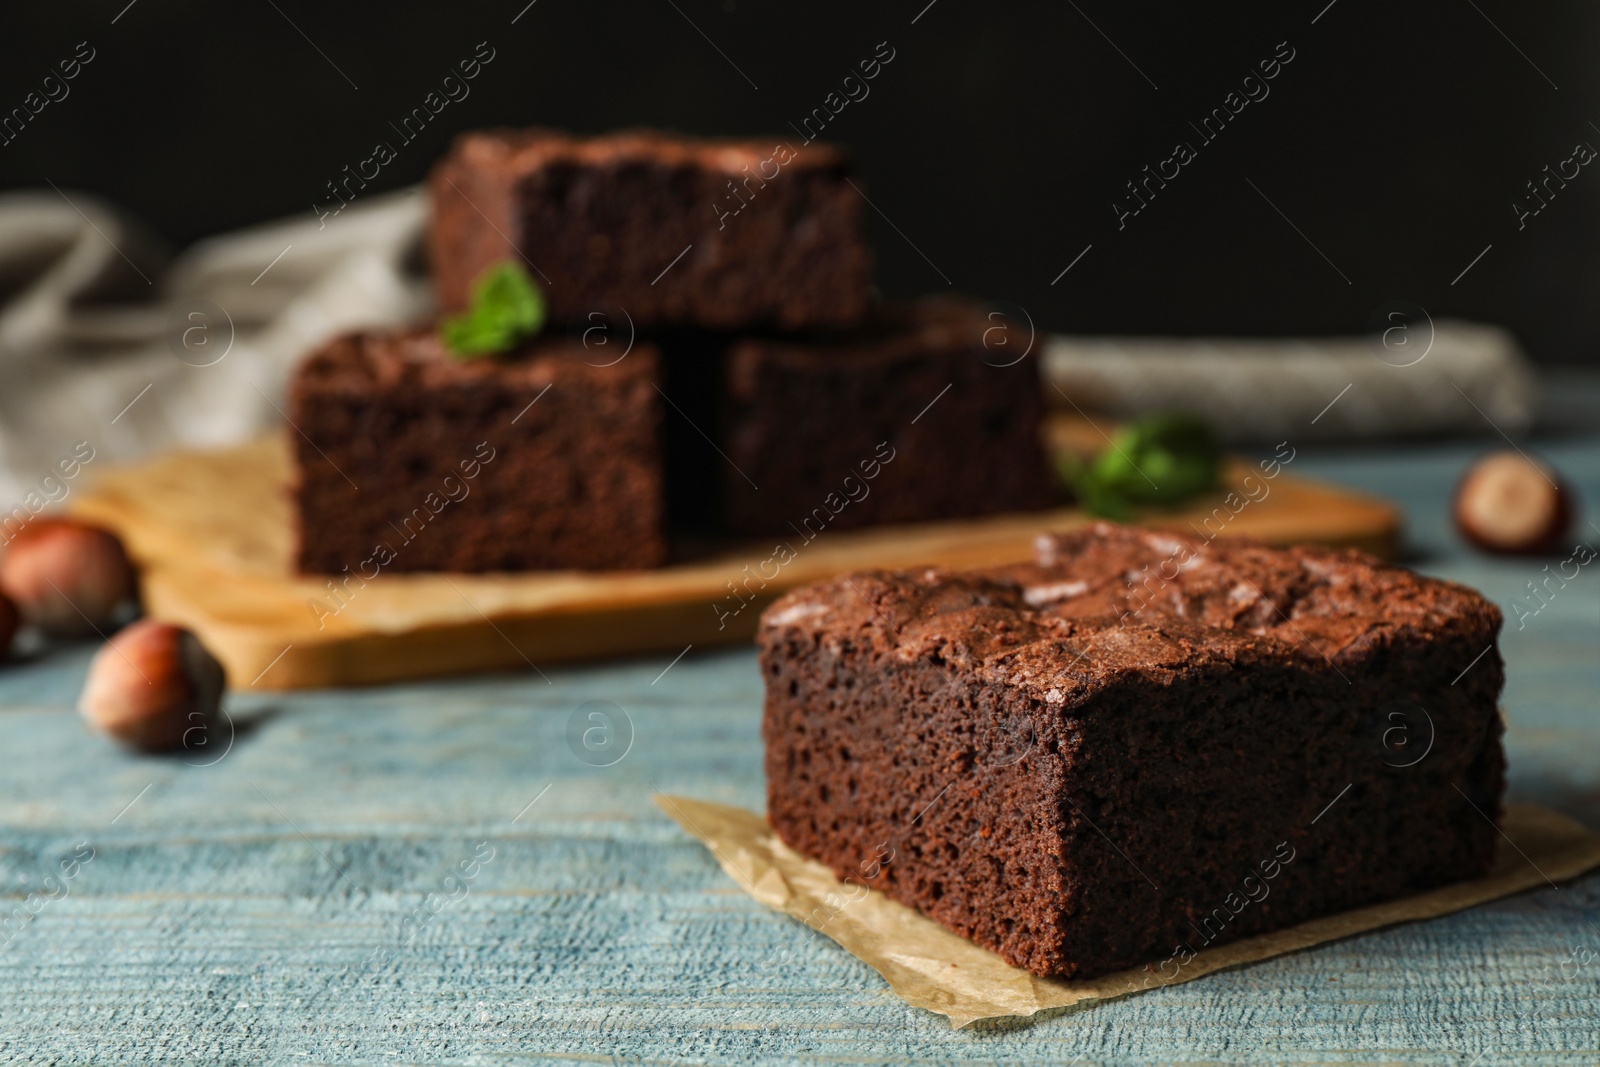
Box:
left=719, top=298, right=1055, bottom=537
left=291, top=127, right=1054, bottom=573
left=428, top=129, right=872, bottom=331
left=760, top=523, right=1507, bottom=978
left=291, top=327, right=666, bottom=573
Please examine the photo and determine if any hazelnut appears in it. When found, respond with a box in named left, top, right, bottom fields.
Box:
left=0, top=519, right=134, bottom=637
left=0, top=593, right=17, bottom=661
left=1453, top=451, right=1574, bottom=556
left=78, top=620, right=224, bottom=753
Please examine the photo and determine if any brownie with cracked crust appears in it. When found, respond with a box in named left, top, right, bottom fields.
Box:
left=428, top=128, right=872, bottom=331
left=290, top=325, right=666, bottom=575
left=760, top=523, right=1505, bottom=979
left=719, top=297, right=1057, bottom=538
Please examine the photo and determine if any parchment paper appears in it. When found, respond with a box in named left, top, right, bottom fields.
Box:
left=657, top=795, right=1600, bottom=1029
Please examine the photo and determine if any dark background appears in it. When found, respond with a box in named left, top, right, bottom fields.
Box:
left=3, top=0, right=1597, bottom=363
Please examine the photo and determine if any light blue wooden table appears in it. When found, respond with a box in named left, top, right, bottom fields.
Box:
left=2, top=384, right=1598, bottom=1064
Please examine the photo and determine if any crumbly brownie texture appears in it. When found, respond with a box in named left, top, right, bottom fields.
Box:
left=761, top=523, right=1505, bottom=979
left=429, top=128, right=872, bottom=331
left=291, top=327, right=666, bottom=574
left=721, top=298, right=1057, bottom=537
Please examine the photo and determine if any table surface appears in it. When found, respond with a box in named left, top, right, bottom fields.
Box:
left=3, top=393, right=1599, bottom=1065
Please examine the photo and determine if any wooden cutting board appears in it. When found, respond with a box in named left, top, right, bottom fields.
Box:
left=71, top=428, right=1400, bottom=689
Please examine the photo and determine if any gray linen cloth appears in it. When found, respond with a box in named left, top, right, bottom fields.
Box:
left=1045, top=325, right=1535, bottom=444
left=0, top=186, right=429, bottom=514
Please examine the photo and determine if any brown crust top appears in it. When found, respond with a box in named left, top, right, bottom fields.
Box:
left=448, top=126, right=851, bottom=176
left=760, top=522, right=1502, bottom=707
left=293, top=325, right=655, bottom=393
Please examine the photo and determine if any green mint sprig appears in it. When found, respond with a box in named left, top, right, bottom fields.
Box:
left=1060, top=412, right=1222, bottom=520
left=441, top=260, right=547, bottom=358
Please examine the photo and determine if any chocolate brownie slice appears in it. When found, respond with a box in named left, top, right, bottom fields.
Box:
left=290, top=326, right=666, bottom=574
left=720, top=298, right=1057, bottom=537
left=429, top=128, right=872, bottom=331
left=761, top=523, right=1505, bottom=979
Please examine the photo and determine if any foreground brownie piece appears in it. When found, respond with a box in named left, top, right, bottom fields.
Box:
left=761, top=524, right=1505, bottom=979
left=429, top=128, right=872, bottom=331
left=290, top=326, right=666, bottom=574
left=720, top=298, right=1057, bottom=537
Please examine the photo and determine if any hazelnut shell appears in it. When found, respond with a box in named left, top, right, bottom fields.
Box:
left=0, top=519, right=134, bottom=637
left=78, top=620, right=224, bottom=753
left=1452, top=451, right=1574, bottom=556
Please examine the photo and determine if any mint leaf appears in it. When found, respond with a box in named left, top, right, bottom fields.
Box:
left=1064, top=412, right=1221, bottom=518
left=441, top=260, right=547, bottom=358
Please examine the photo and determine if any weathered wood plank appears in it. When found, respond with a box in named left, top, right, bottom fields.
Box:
left=0, top=440, right=1595, bottom=1063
